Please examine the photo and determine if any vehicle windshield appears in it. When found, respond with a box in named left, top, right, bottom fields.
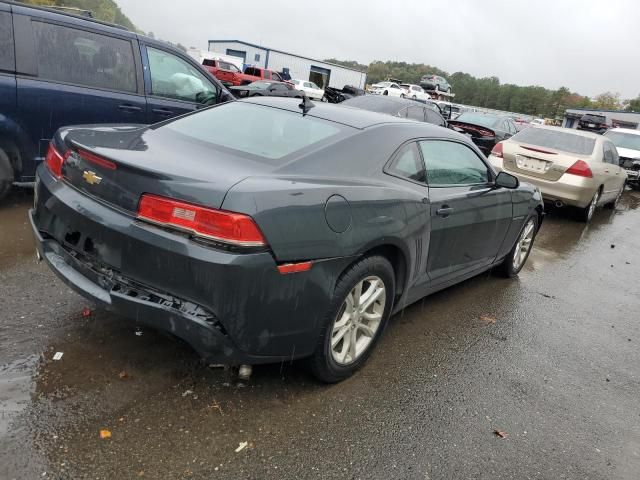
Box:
left=164, top=102, right=345, bottom=160
left=376, top=82, right=392, bottom=87
left=455, top=113, right=501, bottom=128
left=582, top=114, right=606, bottom=123
left=512, top=128, right=596, bottom=155
left=605, top=131, right=640, bottom=152
left=219, top=61, right=240, bottom=72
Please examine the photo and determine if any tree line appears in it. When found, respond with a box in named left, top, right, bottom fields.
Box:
left=21, top=0, right=136, bottom=30
left=326, top=59, right=640, bottom=118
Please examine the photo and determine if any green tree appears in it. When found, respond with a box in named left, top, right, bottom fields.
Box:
left=20, top=0, right=137, bottom=30
left=592, top=92, right=621, bottom=110
left=624, top=95, right=640, bottom=112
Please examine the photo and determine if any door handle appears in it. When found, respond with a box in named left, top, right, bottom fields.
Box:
left=118, top=103, right=142, bottom=112
left=436, top=206, right=454, bottom=217
left=152, top=108, right=174, bottom=116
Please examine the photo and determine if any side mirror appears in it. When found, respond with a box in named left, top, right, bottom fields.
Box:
left=495, top=171, right=519, bottom=189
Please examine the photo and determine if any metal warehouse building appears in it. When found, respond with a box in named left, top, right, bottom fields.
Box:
left=207, top=40, right=367, bottom=90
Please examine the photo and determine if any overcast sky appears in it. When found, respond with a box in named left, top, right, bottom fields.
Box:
left=116, top=0, right=640, bottom=99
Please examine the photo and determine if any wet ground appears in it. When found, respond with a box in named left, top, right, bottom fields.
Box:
left=1, top=187, right=639, bottom=479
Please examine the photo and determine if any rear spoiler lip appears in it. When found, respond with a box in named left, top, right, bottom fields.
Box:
left=448, top=120, right=496, bottom=138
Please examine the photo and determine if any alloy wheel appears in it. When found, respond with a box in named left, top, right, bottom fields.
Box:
left=330, top=276, right=386, bottom=365
left=512, top=219, right=536, bottom=271
left=587, top=191, right=599, bottom=221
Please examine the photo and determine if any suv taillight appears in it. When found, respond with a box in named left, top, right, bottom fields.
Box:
left=137, top=194, right=267, bottom=247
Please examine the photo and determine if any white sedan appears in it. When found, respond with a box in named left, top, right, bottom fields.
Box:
left=289, top=79, right=325, bottom=100
left=400, top=84, right=431, bottom=101
left=367, top=82, right=405, bottom=97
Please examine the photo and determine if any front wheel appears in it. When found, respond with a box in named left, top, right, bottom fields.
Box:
left=310, top=256, right=395, bottom=383
left=383, top=90, right=389, bottom=96
left=400, top=94, right=405, bottom=98
left=498, top=216, right=538, bottom=277
left=412, top=95, right=417, bottom=100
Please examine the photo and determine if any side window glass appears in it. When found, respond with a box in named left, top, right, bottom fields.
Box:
left=388, top=143, right=426, bottom=183
left=272, top=72, right=283, bottom=82
left=425, top=109, right=445, bottom=127
left=32, top=21, right=136, bottom=92
left=0, top=12, right=14, bottom=71
left=147, top=47, right=218, bottom=104
left=603, top=144, right=616, bottom=164
left=610, top=144, right=620, bottom=166
left=420, top=140, right=489, bottom=186
left=406, top=106, right=425, bottom=122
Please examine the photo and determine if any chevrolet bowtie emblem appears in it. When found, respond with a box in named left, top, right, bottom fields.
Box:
left=82, top=170, right=102, bottom=185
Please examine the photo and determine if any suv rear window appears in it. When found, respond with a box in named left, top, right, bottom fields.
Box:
left=513, top=128, right=596, bottom=155
left=0, top=12, right=14, bottom=71
left=163, top=102, right=345, bottom=160
left=581, top=114, right=606, bottom=123
left=32, top=21, right=136, bottom=93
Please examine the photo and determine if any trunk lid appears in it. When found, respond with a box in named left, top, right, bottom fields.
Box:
left=448, top=120, right=496, bottom=139
left=502, top=141, right=584, bottom=181
left=60, top=125, right=272, bottom=213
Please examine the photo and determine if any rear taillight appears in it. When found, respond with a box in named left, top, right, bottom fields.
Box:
left=137, top=194, right=267, bottom=247
left=45, top=143, right=66, bottom=178
left=565, top=160, right=593, bottom=178
left=77, top=149, right=117, bottom=170
left=490, top=142, right=503, bottom=158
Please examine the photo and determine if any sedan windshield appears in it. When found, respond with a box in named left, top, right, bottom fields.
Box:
left=376, top=82, right=392, bottom=88
left=455, top=113, right=501, bottom=128
left=513, top=128, right=596, bottom=155
left=605, top=131, right=640, bottom=152
left=164, top=102, right=344, bottom=160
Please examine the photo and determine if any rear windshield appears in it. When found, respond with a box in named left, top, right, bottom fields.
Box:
left=455, top=113, right=500, bottom=128
left=512, top=128, right=596, bottom=155
left=163, top=102, right=344, bottom=160
left=581, top=114, right=606, bottom=122
left=341, top=96, right=404, bottom=115
left=605, top=131, right=640, bottom=152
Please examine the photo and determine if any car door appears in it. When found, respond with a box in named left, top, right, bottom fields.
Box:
left=12, top=11, right=146, bottom=179
left=143, top=44, right=220, bottom=123
left=267, top=83, right=290, bottom=97
left=419, top=139, right=513, bottom=285
left=602, top=141, right=625, bottom=200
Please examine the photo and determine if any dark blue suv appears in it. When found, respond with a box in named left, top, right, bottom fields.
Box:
left=0, top=1, right=232, bottom=199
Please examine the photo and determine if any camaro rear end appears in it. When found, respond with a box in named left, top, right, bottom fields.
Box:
left=31, top=98, right=543, bottom=382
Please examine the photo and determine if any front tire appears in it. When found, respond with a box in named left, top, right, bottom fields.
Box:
left=0, top=148, right=13, bottom=201
left=498, top=216, right=538, bottom=277
left=412, top=95, right=417, bottom=100
left=310, top=256, right=395, bottom=383
left=383, top=90, right=388, bottom=96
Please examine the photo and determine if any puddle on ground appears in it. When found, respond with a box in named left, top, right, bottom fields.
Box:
left=0, top=354, right=39, bottom=438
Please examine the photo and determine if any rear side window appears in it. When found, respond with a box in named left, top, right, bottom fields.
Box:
left=425, top=109, right=445, bottom=127
left=388, top=143, right=426, bottom=183
left=0, top=12, right=14, bottom=72
left=32, top=21, right=136, bottom=92
left=513, top=128, right=595, bottom=155
left=245, top=67, right=258, bottom=76
left=163, top=102, right=344, bottom=160
left=420, top=140, right=489, bottom=185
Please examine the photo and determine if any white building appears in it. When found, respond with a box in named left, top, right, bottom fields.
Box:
left=207, top=40, right=367, bottom=89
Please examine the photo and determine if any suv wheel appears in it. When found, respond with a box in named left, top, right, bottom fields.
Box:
left=310, top=256, right=395, bottom=383
left=0, top=148, right=13, bottom=201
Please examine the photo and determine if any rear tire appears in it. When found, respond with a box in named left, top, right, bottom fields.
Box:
left=310, top=255, right=395, bottom=383
left=412, top=95, right=417, bottom=100
left=577, top=189, right=600, bottom=222
left=0, top=148, right=13, bottom=201
left=497, top=216, right=538, bottom=278
left=383, top=91, right=388, bottom=96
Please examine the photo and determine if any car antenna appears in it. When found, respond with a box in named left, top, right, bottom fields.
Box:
left=299, top=95, right=315, bottom=116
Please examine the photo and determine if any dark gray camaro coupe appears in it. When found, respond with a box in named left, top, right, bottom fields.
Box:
left=30, top=97, right=543, bottom=382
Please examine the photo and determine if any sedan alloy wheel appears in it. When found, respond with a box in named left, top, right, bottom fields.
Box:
left=512, top=218, right=536, bottom=271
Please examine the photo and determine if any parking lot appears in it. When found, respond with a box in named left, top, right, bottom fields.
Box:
left=1, top=188, right=639, bottom=479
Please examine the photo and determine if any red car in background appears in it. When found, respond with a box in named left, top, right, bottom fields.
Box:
left=202, top=60, right=288, bottom=88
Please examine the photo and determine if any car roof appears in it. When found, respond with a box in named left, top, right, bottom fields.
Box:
left=608, top=127, right=640, bottom=136
left=240, top=97, right=450, bottom=131
left=457, top=112, right=509, bottom=120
